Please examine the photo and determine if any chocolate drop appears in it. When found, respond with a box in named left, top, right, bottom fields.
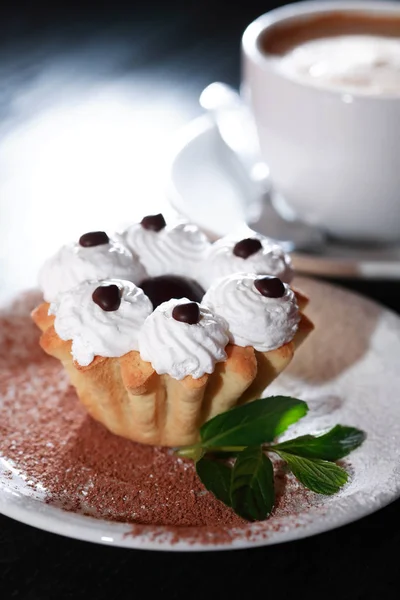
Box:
left=140, top=213, right=166, bottom=232
left=172, top=302, right=200, bottom=325
left=233, top=238, right=262, bottom=258
left=139, top=275, right=204, bottom=309
left=79, top=231, right=110, bottom=247
left=254, top=276, right=285, bottom=298
left=92, top=284, right=122, bottom=311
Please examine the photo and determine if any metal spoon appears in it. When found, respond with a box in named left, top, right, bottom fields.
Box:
left=199, top=82, right=325, bottom=252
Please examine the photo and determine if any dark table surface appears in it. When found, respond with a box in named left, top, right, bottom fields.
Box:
left=1, top=1, right=400, bottom=598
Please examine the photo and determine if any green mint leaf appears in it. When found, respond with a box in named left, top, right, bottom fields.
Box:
left=200, top=396, right=308, bottom=448
left=230, top=446, right=275, bottom=521
left=196, top=457, right=232, bottom=507
left=278, top=451, right=348, bottom=495
left=206, top=450, right=241, bottom=460
left=272, top=425, right=366, bottom=461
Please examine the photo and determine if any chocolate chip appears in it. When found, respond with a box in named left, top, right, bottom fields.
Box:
left=139, top=275, right=204, bottom=309
left=79, top=231, right=109, bottom=247
left=140, top=213, right=166, bottom=232
left=233, top=238, right=262, bottom=258
left=254, top=276, right=285, bottom=298
left=172, top=302, right=200, bottom=325
left=92, top=284, right=122, bottom=311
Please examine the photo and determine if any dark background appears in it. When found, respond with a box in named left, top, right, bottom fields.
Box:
left=1, top=0, right=400, bottom=598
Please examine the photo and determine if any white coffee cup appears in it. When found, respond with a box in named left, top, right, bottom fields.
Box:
left=242, top=0, right=400, bottom=243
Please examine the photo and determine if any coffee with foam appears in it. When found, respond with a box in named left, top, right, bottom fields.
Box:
left=261, top=11, right=400, bottom=96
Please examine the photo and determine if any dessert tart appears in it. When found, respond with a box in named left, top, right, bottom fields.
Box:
left=32, top=214, right=313, bottom=447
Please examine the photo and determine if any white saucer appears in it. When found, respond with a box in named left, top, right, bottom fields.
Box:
left=2, top=278, right=400, bottom=550
left=166, top=115, right=400, bottom=279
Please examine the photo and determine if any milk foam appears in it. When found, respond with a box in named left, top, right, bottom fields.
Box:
left=278, top=35, right=400, bottom=95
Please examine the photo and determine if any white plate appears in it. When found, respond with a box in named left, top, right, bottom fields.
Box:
left=166, top=115, right=400, bottom=279
left=1, top=277, right=400, bottom=550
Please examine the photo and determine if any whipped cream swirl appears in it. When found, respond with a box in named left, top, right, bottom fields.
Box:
left=198, top=234, right=293, bottom=289
left=138, top=298, right=229, bottom=380
left=123, top=222, right=211, bottom=279
left=203, top=273, right=299, bottom=351
left=39, top=238, right=146, bottom=303
left=50, top=279, right=152, bottom=366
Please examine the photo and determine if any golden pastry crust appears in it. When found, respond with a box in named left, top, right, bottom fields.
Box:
left=31, top=301, right=53, bottom=332
left=32, top=288, right=314, bottom=446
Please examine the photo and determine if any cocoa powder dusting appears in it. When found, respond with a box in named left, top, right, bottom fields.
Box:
left=0, top=291, right=321, bottom=546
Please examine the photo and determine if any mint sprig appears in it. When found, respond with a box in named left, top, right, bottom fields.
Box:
left=175, top=396, right=366, bottom=522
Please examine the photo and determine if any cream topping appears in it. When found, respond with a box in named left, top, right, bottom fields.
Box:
left=198, top=234, right=293, bottom=288
left=138, top=298, right=229, bottom=380
left=50, top=279, right=152, bottom=366
left=122, top=221, right=211, bottom=278
left=39, top=238, right=146, bottom=303
left=203, top=273, right=299, bottom=351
